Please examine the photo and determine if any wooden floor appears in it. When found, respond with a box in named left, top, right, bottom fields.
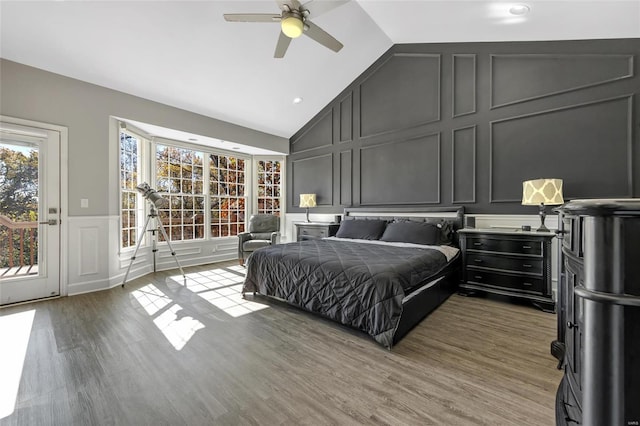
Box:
left=0, top=261, right=562, bottom=425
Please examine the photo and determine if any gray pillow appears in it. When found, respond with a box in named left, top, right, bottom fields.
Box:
left=335, top=219, right=387, bottom=240
left=380, top=221, right=440, bottom=245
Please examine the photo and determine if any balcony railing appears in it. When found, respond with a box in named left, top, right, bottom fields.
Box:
left=0, top=215, right=38, bottom=278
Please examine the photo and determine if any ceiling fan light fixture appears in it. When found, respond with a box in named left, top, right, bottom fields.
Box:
left=281, top=16, right=303, bottom=38
left=509, top=4, right=531, bottom=15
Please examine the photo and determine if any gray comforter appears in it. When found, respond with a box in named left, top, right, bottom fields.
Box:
left=242, top=238, right=451, bottom=347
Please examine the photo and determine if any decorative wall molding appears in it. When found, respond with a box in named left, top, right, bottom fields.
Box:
left=359, top=53, right=441, bottom=139
left=490, top=54, right=634, bottom=108
left=338, top=92, right=353, bottom=143
left=489, top=94, right=634, bottom=203
left=288, top=40, right=639, bottom=214
left=78, top=227, right=99, bottom=276
left=340, top=150, right=353, bottom=206
left=291, top=153, right=334, bottom=206
left=452, top=125, right=476, bottom=203
left=360, top=132, right=441, bottom=205
left=290, top=108, right=333, bottom=153
left=452, top=54, right=477, bottom=117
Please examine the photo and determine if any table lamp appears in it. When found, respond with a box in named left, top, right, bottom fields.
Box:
left=522, top=178, right=564, bottom=232
left=299, top=193, right=316, bottom=223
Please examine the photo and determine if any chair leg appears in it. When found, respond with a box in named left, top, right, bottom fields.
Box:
left=239, top=258, right=244, bottom=266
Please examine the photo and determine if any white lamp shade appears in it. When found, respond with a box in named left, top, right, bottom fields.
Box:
left=522, top=178, right=564, bottom=206
left=299, top=193, right=317, bottom=208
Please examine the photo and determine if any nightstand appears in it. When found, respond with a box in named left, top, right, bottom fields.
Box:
left=294, top=222, right=340, bottom=241
left=458, top=228, right=555, bottom=312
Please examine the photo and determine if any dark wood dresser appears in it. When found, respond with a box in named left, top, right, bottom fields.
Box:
left=458, top=228, right=555, bottom=312
left=556, top=199, right=640, bottom=426
left=294, top=222, right=340, bottom=241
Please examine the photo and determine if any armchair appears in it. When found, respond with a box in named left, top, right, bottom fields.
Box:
left=238, top=214, right=280, bottom=265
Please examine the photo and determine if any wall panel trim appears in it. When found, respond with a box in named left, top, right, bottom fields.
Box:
left=452, top=54, right=477, bottom=117
left=489, top=94, right=634, bottom=202
left=452, top=125, right=477, bottom=203
left=359, top=132, right=441, bottom=206
left=490, top=53, right=634, bottom=109
left=291, top=153, right=334, bottom=206
left=358, top=53, right=442, bottom=140
left=290, top=109, right=333, bottom=154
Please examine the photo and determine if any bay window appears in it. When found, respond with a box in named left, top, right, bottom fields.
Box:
left=118, top=123, right=283, bottom=251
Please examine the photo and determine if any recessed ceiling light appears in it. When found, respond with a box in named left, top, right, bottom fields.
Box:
left=509, top=4, right=530, bottom=15
left=292, top=97, right=303, bottom=104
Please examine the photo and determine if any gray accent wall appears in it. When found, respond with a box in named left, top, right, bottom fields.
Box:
left=287, top=39, right=640, bottom=214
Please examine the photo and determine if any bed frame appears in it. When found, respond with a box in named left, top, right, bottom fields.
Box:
left=342, top=206, right=465, bottom=345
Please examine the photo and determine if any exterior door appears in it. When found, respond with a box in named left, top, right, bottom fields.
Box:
left=0, top=122, right=60, bottom=305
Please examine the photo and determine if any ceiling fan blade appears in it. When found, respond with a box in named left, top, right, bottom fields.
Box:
left=300, top=0, right=349, bottom=18
left=303, top=21, right=343, bottom=52
left=274, top=31, right=292, bottom=58
left=224, top=14, right=281, bottom=23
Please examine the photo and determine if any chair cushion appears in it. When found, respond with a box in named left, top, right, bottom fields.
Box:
left=251, top=232, right=273, bottom=240
left=243, top=239, right=271, bottom=251
left=249, top=215, right=279, bottom=233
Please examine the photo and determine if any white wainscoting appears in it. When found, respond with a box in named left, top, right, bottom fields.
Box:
left=66, top=215, right=239, bottom=295
left=66, top=216, right=112, bottom=295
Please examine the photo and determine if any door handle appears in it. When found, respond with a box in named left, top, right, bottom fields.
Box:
left=39, top=219, right=58, bottom=225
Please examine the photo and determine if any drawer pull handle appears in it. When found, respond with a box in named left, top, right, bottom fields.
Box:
left=523, top=282, right=533, bottom=287
left=474, top=259, right=483, bottom=263
left=474, top=275, right=483, bottom=280
left=522, top=245, right=532, bottom=249
left=473, top=242, right=483, bottom=246
left=523, top=264, right=532, bottom=268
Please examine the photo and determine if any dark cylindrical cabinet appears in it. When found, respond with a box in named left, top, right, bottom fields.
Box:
left=556, top=199, right=640, bottom=426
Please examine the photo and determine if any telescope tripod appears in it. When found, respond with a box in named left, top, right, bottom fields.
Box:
left=122, top=204, right=187, bottom=287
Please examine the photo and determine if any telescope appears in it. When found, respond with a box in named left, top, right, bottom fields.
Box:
left=136, top=182, right=167, bottom=207
left=122, top=183, right=186, bottom=287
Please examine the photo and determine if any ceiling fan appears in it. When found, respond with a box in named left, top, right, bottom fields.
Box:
left=224, top=0, right=349, bottom=58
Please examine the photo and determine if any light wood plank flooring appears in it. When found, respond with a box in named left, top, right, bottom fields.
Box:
left=0, top=261, right=562, bottom=425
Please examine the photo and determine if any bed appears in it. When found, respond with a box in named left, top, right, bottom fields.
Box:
left=242, top=206, right=464, bottom=348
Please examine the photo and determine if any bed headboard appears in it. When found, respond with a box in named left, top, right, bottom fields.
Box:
left=342, top=206, right=465, bottom=245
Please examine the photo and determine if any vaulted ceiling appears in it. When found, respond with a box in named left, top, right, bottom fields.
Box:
left=1, top=1, right=638, bottom=139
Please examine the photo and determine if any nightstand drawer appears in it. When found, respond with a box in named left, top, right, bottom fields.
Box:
left=299, top=227, right=328, bottom=238
left=467, top=237, right=542, bottom=256
left=467, top=253, right=543, bottom=275
left=295, top=223, right=340, bottom=242
left=466, top=270, right=544, bottom=294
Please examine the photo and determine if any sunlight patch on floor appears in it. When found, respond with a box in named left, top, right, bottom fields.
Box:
left=0, top=309, right=35, bottom=419
left=171, top=266, right=269, bottom=318
left=131, top=283, right=205, bottom=351
left=153, top=304, right=205, bottom=351
left=131, top=284, right=171, bottom=316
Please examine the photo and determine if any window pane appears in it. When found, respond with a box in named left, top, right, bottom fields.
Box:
left=119, top=131, right=139, bottom=248
left=209, top=154, right=247, bottom=238
left=256, top=160, right=283, bottom=217
left=155, top=144, right=205, bottom=241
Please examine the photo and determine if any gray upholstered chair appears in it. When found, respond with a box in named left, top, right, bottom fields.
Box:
left=238, top=214, right=280, bottom=265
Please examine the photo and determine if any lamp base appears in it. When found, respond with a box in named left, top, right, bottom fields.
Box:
left=536, top=224, right=550, bottom=232
left=537, top=203, right=548, bottom=232
left=305, top=208, right=310, bottom=223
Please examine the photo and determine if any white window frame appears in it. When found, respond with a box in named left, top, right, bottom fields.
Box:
left=118, top=127, right=150, bottom=251
left=117, top=127, right=283, bottom=251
